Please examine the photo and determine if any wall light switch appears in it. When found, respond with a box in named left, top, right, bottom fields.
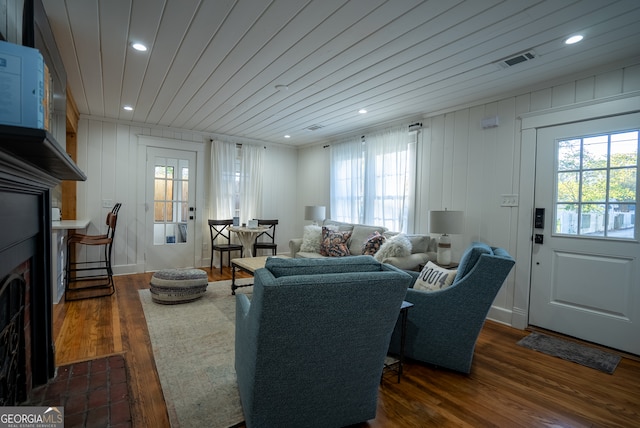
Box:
left=102, top=199, right=113, bottom=208
left=501, top=194, right=519, bottom=207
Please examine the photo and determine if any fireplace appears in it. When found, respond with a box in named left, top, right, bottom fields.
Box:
left=0, top=125, right=86, bottom=404
left=0, top=261, right=30, bottom=405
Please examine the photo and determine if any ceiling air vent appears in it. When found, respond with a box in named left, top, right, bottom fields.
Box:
left=496, top=50, right=536, bottom=69
left=306, top=124, right=324, bottom=131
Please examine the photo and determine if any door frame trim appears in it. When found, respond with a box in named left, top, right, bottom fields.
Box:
left=137, top=135, right=205, bottom=270
left=512, top=93, right=640, bottom=329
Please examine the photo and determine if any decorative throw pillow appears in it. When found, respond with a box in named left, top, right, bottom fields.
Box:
left=300, top=224, right=322, bottom=253
left=320, top=227, right=352, bottom=257
left=362, top=231, right=386, bottom=255
left=414, top=261, right=457, bottom=292
left=374, top=234, right=412, bottom=262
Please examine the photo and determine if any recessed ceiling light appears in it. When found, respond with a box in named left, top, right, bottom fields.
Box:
left=123, top=105, right=133, bottom=111
left=565, top=35, right=583, bottom=45
left=284, top=135, right=291, bottom=139
left=132, top=43, right=147, bottom=51
left=359, top=109, right=367, bottom=114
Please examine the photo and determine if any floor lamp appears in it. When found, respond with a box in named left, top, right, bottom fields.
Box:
left=429, top=209, right=464, bottom=266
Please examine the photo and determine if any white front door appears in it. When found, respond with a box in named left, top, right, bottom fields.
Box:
left=146, top=147, right=196, bottom=270
left=530, top=113, right=639, bottom=355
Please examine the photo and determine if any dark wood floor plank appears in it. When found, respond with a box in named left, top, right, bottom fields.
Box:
left=116, top=272, right=170, bottom=428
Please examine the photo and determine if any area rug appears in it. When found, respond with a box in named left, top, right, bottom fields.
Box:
left=139, top=278, right=253, bottom=428
left=516, top=332, right=621, bottom=374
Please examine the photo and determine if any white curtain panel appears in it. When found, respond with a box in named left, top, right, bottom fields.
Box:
left=330, top=126, right=415, bottom=233
left=330, top=135, right=364, bottom=223
left=366, top=127, right=416, bottom=233
left=238, top=143, right=264, bottom=225
left=211, top=140, right=237, bottom=220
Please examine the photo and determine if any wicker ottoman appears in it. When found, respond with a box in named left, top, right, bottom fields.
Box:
left=150, top=268, right=208, bottom=304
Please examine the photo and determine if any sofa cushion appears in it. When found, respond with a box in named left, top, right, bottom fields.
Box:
left=384, top=232, right=435, bottom=254
left=405, top=234, right=432, bottom=253
left=382, top=252, right=431, bottom=271
left=300, top=224, right=322, bottom=252
left=374, top=234, right=412, bottom=262
left=322, top=219, right=355, bottom=231
left=362, top=231, right=386, bottom=255
left=266, top=255, right=382, bottom=277
left=320, top=227, right=352, bottom=257
left=454, top=241, right=493, bottom=283
left=349, top=224, right=387, bottom=255
left=414, top=261, right=457, bottom=292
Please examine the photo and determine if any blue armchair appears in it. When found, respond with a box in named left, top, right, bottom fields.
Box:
left=235, top=255, right=413, bottom=428
left=389, top=242, right=515, bottom=374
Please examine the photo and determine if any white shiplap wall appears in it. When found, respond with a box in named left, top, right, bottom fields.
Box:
left=75, top=119, right=299, bottom=274
left=296, top=62, right=640, bottom=327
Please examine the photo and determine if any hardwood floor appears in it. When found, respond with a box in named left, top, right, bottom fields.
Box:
left=53, top=269, right=640, bottom=427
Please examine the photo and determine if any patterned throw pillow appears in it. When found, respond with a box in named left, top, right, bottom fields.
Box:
left=320, top=227, right=352, bottom=257
left=362, top=231, right=386, bottom=255
left=414, top=261, right=457, bottom=292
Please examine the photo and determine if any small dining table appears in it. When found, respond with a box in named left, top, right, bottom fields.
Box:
left=228, top=225, right=270, bottom=257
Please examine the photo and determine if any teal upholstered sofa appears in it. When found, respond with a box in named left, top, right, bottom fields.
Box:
left=235, top=255, right=413, bottom=428
left=389, top=242, right=515, bottom=374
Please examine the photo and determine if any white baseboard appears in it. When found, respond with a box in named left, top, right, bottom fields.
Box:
left=487, top=305, right=517, bottom=328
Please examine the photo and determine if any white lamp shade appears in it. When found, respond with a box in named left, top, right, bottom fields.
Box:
left=429, top=210, right=464, bottom=235
left=304, top=205, right=326, bottom=222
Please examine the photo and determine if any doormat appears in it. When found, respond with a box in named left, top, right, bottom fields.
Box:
left=517, top=332, right=621, bottom=374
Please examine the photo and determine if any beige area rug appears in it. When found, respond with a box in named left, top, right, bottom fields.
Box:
left=139, top=278, right=253, bottom=428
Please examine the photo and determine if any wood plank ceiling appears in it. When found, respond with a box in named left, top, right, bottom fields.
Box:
left=42, top=0, right=640, bottom=146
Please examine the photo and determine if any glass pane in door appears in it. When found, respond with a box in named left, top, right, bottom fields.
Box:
left=554, top=130, right=638, bottom=239
left=154, top=156, right=190, bottom=245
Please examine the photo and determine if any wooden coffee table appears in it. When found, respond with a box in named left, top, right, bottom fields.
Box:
left=230, top=255, right=289, bottom=295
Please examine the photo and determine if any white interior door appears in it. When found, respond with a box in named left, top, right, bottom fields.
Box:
left=530, top=114, right=639, bottom=355
left=146, top=147, right=196, bottom=270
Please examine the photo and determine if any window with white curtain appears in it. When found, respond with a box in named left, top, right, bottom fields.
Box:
left=211, top=140, right=264, bottom=224
left=330, top=126, right=416, bottom=232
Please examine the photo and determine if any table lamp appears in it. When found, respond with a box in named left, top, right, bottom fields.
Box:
left=429, top=209, right=464, bottom=265
left=304, top=205, right=326, bottom=225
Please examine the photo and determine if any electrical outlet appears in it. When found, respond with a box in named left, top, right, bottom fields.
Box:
left=501, top=194, right=519, bottom=207
left=102, top=199, right=113, bottom=208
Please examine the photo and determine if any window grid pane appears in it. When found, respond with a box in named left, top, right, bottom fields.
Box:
left=554, top=130, right=638, bottom=239
left=154, top=157, right=189, bottom=245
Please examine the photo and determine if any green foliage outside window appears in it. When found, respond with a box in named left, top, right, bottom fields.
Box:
left=555, top=131, right=637, bottom=238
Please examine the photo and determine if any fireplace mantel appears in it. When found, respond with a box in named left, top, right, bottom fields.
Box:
left=0, top=125, right=86, bottom=181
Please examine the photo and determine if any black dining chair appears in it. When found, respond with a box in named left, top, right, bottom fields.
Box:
left=253, top=219, right=278, bottom=256
left=209, top=219, right=244, bottom=274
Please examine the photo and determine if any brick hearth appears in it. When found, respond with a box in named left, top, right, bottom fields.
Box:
left=25, top=354, right=132, bottom=428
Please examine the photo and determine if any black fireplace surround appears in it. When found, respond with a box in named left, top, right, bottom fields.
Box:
left=0, top=125, right=85, bottom=403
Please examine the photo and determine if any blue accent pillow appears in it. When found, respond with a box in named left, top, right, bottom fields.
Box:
left=454, top=241, right=493, bottom=283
